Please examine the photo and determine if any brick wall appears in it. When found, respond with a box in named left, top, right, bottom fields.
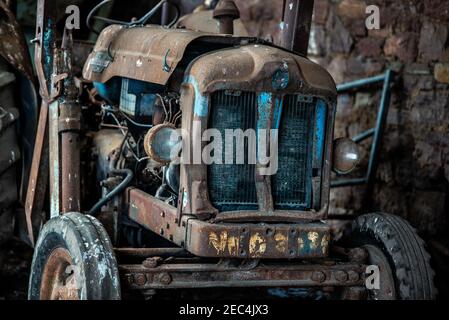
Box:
left=236, top=0, right=449, bottom=236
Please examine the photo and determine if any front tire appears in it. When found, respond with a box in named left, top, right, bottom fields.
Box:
left=344, top=212, right=436, bottom=300
left=28, top=213, right=121, bottom=300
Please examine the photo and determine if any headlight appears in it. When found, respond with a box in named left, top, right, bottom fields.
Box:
left=332, top=138, right=360, bottom=174
left=144, top=124, right=181, bottom=164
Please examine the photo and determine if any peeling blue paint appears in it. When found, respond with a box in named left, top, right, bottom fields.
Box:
left=43, top=18, right=55, bottom=93
left=272, top=69, right=290, bottom=90
left=185, top=75, right=208, bottom=117
left=256, top=92, right=273, bottom=161
left=257, top=92, right=272, bottom=130
left=272, top=96, right=283, bottom=130
left=314, top=99, right=327, bottom=164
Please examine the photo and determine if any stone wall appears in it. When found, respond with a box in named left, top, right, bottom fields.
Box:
left=235, top=0, right=449, bottom=236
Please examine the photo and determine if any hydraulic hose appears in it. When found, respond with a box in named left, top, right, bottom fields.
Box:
left=88, top=169, right=134, bottom=216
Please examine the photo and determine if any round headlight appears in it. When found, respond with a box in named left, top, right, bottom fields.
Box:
left=144, top=124, right=181, bottom=164
left=332, top=138, right=360, bottom=174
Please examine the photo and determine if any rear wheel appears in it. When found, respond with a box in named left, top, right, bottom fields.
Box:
left=29, top=212, right=121, bottom=300
left=344, top=212, right=436, bottom=300
left=0, top=58, right=20, bottom=245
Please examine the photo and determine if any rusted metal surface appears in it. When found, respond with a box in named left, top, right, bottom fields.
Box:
left=24, top=0, right=58, bottom=243
left=48, top=98, right=60, bottom=217
left=126, top=188, right=331, bottom=259
left=59, top=29, right=81, bottom=214
left=187, top=220, right=330, bottom=259
left=179, top=44, right=336, bottom=222
left=39, top=247, right=79, bottom=300
left=176, top=9, right=248, bottom=36
left=24, top=100, right=49, bottom=245
left=34, top=0, right=57, bottom=100
left=213, top=0, right=240, bottom=34
left=120, top=259, right=366, bottom=290
left=0, top=1, right=35, bottom=83
left=278, top=0, right=315, bottom=56
left=82, top=25, right=253, bottom=85
left=115, top=248, right=188, bottom=260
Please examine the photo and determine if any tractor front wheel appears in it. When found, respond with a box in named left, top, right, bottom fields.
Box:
left=344, top=212, right=437, bottom=300
left=28, top=213, right=120, bottom=300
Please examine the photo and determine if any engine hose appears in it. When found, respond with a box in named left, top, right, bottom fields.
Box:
left=88, top=169, right=134, bottom=216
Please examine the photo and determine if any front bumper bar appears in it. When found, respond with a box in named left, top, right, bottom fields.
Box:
left=126, top=188, right=330, bottom=259
left=120, top=260, right=366, bottom=290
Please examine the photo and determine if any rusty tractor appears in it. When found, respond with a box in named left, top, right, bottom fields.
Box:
left=0, top=0, right=436, bottom=300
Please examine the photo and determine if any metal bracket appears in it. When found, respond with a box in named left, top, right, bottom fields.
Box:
left=331, top=69, right=393, bottom=189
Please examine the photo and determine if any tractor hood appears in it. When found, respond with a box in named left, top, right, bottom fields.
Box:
left=82, top=25, right=254, bottom=85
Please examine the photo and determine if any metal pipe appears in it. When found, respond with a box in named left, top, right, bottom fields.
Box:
left=213, top=0, right=240, bottom=35
left=277, top=0, right=315, bottom=56
left=353, top=128, right=375, bottom=143
left=115, top=247, right=188, bottom=258
left=161, top=1, right=171, bottom=26
left=88, top=169, right=134, bottom=216
left=337, top=74, right=386, bottom=92
left=331, top=70, right=393, bottom=190
left=365, top=69, right=392, bottom=193
left=60, top=29, right=81, bottom=213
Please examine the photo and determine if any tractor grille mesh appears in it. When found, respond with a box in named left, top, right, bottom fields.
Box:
left=272, top=95, right=315, bottom=209
left=207, top=91, right=258, bottom=211
left=208, top=91, right=318, bottom=212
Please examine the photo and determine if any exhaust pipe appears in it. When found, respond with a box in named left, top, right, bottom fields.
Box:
left=213, top=0, right=240, bottom=35
left=277, top=0, right=315, bottom=56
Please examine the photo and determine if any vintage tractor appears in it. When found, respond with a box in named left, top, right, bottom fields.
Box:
left=0, top=0, right=436, bottom=299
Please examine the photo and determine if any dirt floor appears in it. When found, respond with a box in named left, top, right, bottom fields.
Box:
left=0, top=238, right=33, bottom=300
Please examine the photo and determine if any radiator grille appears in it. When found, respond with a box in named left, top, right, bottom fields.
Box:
left=208, top=91, right=320, bottom=212
left=207, top=91, right=258, bottom=211
left=272, top=95, right=315, bottom=209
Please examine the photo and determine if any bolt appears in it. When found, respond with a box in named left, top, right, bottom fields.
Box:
left=335, top=270, right=349, bottom=282
left=155, top=272, right=172, bottom=285
left=348, top=248, right=368, bottom=263
left=347, top=271, right=360, bottom=282
left=311, top=271, right=326, bottom=283
left=143, top=257, right=162, bottom=269
left=134, top=273, right=147, bottom=286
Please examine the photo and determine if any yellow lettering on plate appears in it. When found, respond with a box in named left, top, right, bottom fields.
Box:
left=249, top=233, right=267, bottom=257
left=274, top=232, right=287, bottom=253
left=227, top=236, right=239, bottom=256
left=209, top=231, right=228, bottom=254
left=298, top=237, right=305, bottom=252
left=321, top=233, right=330, bottom=255
left=308, top=231, right=319, bottom=250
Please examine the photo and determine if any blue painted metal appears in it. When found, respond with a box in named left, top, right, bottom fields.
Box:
left=185, top=75, right=208, bottom=117
left=331, top=69, right=393, bottom=188
left=42, top=18, right=54, bottom=94
left=314, top=99, right=327, bottom=166
left=272, top=96, right=284, bottom=130
left=272, top=69, right=290, bottom=90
